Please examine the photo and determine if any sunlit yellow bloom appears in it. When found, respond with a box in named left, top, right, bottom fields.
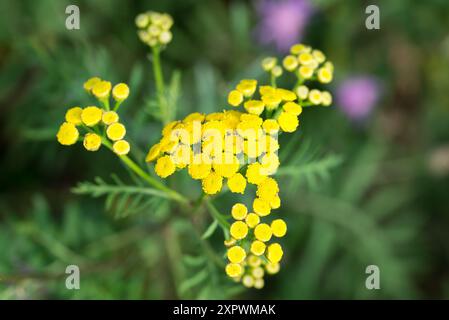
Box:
left=81, top=106, right=103, bottom=127
left=290, top=43, right=310, bottom=55
left=271, top=219, right=287, bottom=238
left=245, top=213, right=260, bottom=228
left=254, top=278, right=264, bottom=289
left=112, top=83, right=130, bottom=101
left=250, top=241, right=265, bottom=256
left=83, top=77, right=101, bottom=92
left=309, top=89, right=322, bottom=105
left=92, top=80, right=112, bottom=99
left=155, top=155, right=176, bottom=178
left=188, top=158, right=212, bottom=180
left=229, top=221, right=248, bottom=240
left=278, top=111, right=299, bottom=133
left=244, top=100, right=265, bottom=115
left=184, top=112, right=205, bottom=123
left=317, top=67, right=333, bottom=84
left=236, top=82, right=256, bottom=97
left=299, top=66, right=314, bottom=79
left=267, top=243, right=283, bottom=263
left=270, top=195, right=281, bottom=209
left=298, top=52, right=314, bottom=66
left=227, top=173, right=247, bottom=194
left=282, top=101, right=302, bottom=116
left=247, top=255, right=262, bottom=267
left=261, top=57, right=277, bottom=71
left=224, top=238, right=237, bottom=247
left=276, top=88, right=297, bottom=101
left=252, top=266, right=265, bottom=279
left=254, top=223, right=272, bottom=242
left=296, top=85, right=309, bottom=100
left=226, top=263, right=243, bottom=278
left=112, top=140, right=130, bottom=156
left=321, top=91, right=333, bottom=106
left=312, top=49, right=326, bottom=63
left=282, top=55, right=298, bottom=71
left=202, top=171, right=223, bottom=194
left=145, top=143, right=161, bottom=162
left=271, top=66, right=283, bottom=77
left=227, top=246, right=246, bottom=264
left=265, top=262, right=280, bottom=275
left=65, top=107, right=83, bottom=125
left=106, top=123, right=126, bottom=141
left=83, top=133, right=102, bottom=151
left=256, top=178, right=279, bottom=200
left=57, top=122, right=79, bottom=145
left=102, top=111, right=119, bottom=125
left=253, top=198, right=271, bottom=216
left=259, top=85, right=276, bottom=96
left=262, top=94, right=282, bottom=110
left=242, top=275, right=255, bottom=288
left=246, top=162, right=267, bottom=185
left=262, top=119, right=280, bottom=134
left=231, top=203, right=248, bottom=220
left=159, top=31, right=173, bottom=44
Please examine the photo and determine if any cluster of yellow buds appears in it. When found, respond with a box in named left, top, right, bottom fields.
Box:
left=135, top=11, right=173, bottom=48
left=263, top=43, right=334, bottom=107
left=145, top=43, right=333, bottom=289
left=56, top=77, right=131, bottom=156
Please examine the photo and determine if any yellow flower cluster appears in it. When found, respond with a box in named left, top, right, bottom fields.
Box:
left=135, top=11, right=173, bottom=48
left=56, top=77, right=131, bottom=156
left=145, top=43, right=333, bottom=289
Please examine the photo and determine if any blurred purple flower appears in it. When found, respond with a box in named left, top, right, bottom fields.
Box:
left=255, top=0, right=314, bottom=52
left=337, top=76, right=381, bottom=121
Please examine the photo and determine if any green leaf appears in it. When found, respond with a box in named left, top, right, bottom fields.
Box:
left=201, top=219, right=218, bottom=239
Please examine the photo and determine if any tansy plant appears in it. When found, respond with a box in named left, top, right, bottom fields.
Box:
left=57, top=11, right=334, bottom=291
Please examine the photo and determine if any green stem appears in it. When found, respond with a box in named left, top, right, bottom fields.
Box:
left=152, top=46, right=168, bottom=124
left=102, top=139, right=188, bottom=204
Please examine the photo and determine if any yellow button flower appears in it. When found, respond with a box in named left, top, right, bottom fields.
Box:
left=227, top=89, right=243, bottom=107
left=271, top=219, right=287, bottom=238
left=236, top=82, right=256, bottom=97
left=267, top=243, right=283, bottom=263
left=247, top=255, right=262, bottom=267
left=270, top=195, right=281, bottom=209
left=282, top=55, right=298, bottom=71
left=278, top=111, right=299, bottom=133
left=242, top=275, right=255, bottom=288
left=229, top=221, right=248, bottom=240
left=188, top=160, right=212, bottom=180
left=265, top=262, right=280, bottom=275
left=250, top=240, right=266, bottom=256
left=254, top=223, right=272, bottom=242
left=65, top=107, right=83, bottom=125
left=254, top=278, right=264, bottom=289
left=112, top=83, right=130, bottom=101
left=244, top=100, right=265, bottom=115
left=225, top=263, right=243, bottom=278
left=113, top=140, right=130, bottom=156
left=92, top=80, right=112, bottom=99
left=81, top=106, right=103, bottom=127
left=224, top=238, right=237, bottom=247
left=260, top=153, right=280, bottom=175
left=296, top=85, right=309, bottom=100
left=262, top=94, right=282, bottom=110
left=202, top=172, right=223, bottom=195
left=246, top=162, right=267, bottom=185
left=231, top=203, right=248, bottom=220
left=227, top=246, right=246, bottom=263
left=262, top=119, right=279, bottom=134
left=83, top=77, right=101, bottom=92
left=261, top=57, right=277, bottom=71
left=252, top=266, right=264, bottom=279
left=321, top=91, right=333, bottom=106
left=271, top=66, right=283, bottom=77
left=227, top=173, right=247, bottom=194
left=106, top=123, right=126, bottom=141
left=145, top=143, right=161, bottom=162
left=309, top=89, right=322, bottom=105
left=299, top=66, right=314, bottom=79
left=312, top=49, right=326, bottom=63
left=56, top=122, right=79, bottom=146
left=245, top=213, right=260, bottom=228
left=290, top=43, right=310, bottom=54
left=298, top=52, right=314, bottom=66
left=155, top=155, right=176, bottom=178
left=282, top=102, right=302, bottom=116
left=102, top=111, right=119, bottom=125
left=253, top=198, right=271, bottom=216
left=83, top=133, right=102, bottom=151
left=259, top=85, right=276, bottom=96
left=276, top=88, right=297, bottom=101
left=317, top=67, right=333, bottom=84
left=256, top=178, right=279, bottom=201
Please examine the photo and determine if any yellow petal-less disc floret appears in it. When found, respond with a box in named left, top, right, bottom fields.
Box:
left=299, top=66, right=314, bottom=79
left=252, top=266, right=265, bottom=279
left=65, top=107, right=83, bottom=125
left=271, top=219, right=287, bottom=237
left=188, top=160, right=212, bottom=180
left=270, top=195, right=281, bottom=209
left=56, top=122, right=79, bottom=146
left=271, top=66, right=283, bottom=77
left=227, top=246, right=246, bottom=263
left=267, top=243, right=283, bottom=263
left=113, top=140, right=130, bottom=155
left=102, top=111, right=119, bottom=125
left=247, top=255, right=262, bottom=267
left=227, top=173, right=247, bottom=194
left=245, top=213, right=260, bottom=228
left=83, top=133, right=102, bottom=151
left=250, top=240, right=266, bottom=256
left=242, top=275, right=255, bottom=288
left=227, top=90, right=244, bottom=107
left=155, top=155, right=176, bottom=178
left=106, top=123, right=126, bottom=141
left=92, top=80, right=112, bottom=99
left=254, top=223, right=272, bottom=242
left=282, top=55, right=298, bottom=71
left=262, top=119, right=280, bottom=134
left=83, top=77, right=101, bottom=92
left=283, top=102, right=302, bottom=116
left=261, top=57, right=277, bottom=71
left=202, top=172, right=223, bottom=195
left=231, top=203, right=248, bottom=220
left=246, top=162, right=267, bottom=185
left=290, top=43, right=310, bottom=55
left=226, top=263, right=243, bottom=278
left=276, top=88, right=297, bottom=101
left=112, top=83, right=130, bottom=101
left=81, top=106, right=103, bottom=127
left=262, top=94, right=282, bottom=110
left=254, top=278, right=265, bottom=289
left=296, top=85, right=309, bottom=100
left=253, top=198, right=271, bottom=216
left=321, top=91, right=333, bottom=106
left=229, top=221, right=248, bottom=240
left=244, top=100, right=265, bottom=115
left=236, top=82, right=256, bottom=97
left=265, top=262, right=280, bottom=274
left=317, top=67, right=333, bottom=84
left=278, top=111, right=299, bottom=133
left=309, top=89, right=322, bottom=105
left=145, top=143, right=161, bottom=162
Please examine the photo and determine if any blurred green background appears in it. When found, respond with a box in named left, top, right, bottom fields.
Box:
left=1, top=0, right=449, bottom=299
